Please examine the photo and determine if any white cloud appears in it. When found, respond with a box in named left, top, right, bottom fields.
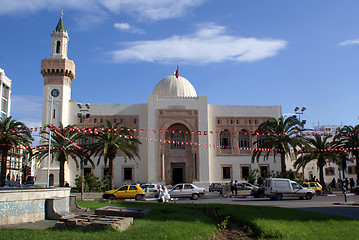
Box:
left=338, top=39, right=359, bottom=47
left=110, top=24, right=287, bottom=64
left=11, top=95, right=42, bottom=127
left=0, top=0, right=205, bottom=21
left=114, top=22, right=145, bottom=34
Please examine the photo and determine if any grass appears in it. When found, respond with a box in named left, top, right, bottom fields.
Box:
left=0, top=201, right=358, bottom=240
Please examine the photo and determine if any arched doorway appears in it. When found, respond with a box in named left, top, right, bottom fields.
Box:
left=159, top=123, right=199, bottom=185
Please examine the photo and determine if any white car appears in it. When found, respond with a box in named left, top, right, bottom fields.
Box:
left=140, top=183, right=160, bottom=193
left=264, top=178, right=315, bottom=200
left=168, top=183, right=205, bottom=200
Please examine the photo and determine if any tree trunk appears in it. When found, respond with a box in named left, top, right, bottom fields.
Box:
left=109, top=158, right=114, bottom=190
left=59, top=153, right=65, bottom=187
left=0, top=150, right=8, bottom=187
left=280, top=152, right=286, bottom=178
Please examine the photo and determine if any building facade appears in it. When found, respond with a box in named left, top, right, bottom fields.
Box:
left=36, top=14, right=286, bottom=188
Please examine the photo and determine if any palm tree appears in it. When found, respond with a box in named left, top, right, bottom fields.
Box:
left=252, top=116, right=303, bottom=178
left=0, top=116, right=33, bottom=187
left=37, top=124, right=90, bottom=187
left=89, top=120, right=141, bottom=189
left=334, top=125, right=359, bottom=185
left=294, top=135, right=340, bottom=187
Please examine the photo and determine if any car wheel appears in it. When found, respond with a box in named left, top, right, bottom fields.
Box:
left=191, top=193, right=199, bottom=200
left=316, top=190, right=321, bottom=196
left=305, top=193, right=313, bottom=200
left=109, top=195, right=116, bottom=200
left=275, top=193, right=283, bottom=200
left=135, top=194, right=143, bottom=201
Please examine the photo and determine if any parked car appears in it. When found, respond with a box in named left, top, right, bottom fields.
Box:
left=264, top=178, right=315, bottom=200
left=102, top=184, right=145, bottom=201
left=238, top=182, right=257, bottom=190
left=168, top=183, right=205, bottom=200
left=141, top=183, right=160, bottom=192
left=209, top=183, right=222, bottom=193
left=302, top=181, right=322, bottom=196
left=251, top=186, right=265, bottom=198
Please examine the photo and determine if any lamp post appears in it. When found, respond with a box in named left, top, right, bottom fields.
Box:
left=294, top=106, right=306, bottom=182
left=77, top=102, right=90, bottom=200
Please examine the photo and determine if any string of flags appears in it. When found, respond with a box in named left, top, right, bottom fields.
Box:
left=0, top=126, right=356, bottom=137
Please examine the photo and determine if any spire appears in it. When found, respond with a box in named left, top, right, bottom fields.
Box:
left=55, top=10, right=65, bottom=31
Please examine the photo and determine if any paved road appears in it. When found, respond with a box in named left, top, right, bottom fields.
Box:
left=171, top=192, right=359, bottom=219
left=73, top=191, right=359, bottom=219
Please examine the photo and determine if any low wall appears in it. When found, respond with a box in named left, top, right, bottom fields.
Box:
left=0, top=187, right=71, bottom=225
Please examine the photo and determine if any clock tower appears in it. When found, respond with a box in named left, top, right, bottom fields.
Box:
left=41, top=11, right=75, bottom=127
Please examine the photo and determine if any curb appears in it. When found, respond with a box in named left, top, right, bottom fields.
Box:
left=333, top=202, right=359, bottom=206
left=221, top=195, right=254, bottom=199
left=321, top=193, right=356, bottom=196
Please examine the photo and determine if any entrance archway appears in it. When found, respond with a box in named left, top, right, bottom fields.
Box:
left=159, top=123, right=199, bottom=184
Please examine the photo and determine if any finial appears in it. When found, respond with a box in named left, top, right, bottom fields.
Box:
left=61, top=10, right=63, bottom=17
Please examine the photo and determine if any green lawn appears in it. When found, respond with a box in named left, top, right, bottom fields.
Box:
left=0, top=201, right=357, bottom=240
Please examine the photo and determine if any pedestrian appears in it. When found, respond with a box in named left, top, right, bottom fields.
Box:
left=330, top=178, right=336, bottom=189
left=234, top=180, right=238, bottom=196
left=230, top=180, right=234, bottom=195
left=345, top=178, right=349, bottom=191
left=350, top=178, right=355, bottom=192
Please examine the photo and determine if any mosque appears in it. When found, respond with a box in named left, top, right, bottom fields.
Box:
left=36, top=13, right=283, bottom=188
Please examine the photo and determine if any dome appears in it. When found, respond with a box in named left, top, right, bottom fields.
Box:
left=152, top=74, right=197, bottom=97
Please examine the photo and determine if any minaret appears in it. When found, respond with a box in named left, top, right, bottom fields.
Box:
left=41, top=11, right=75, bottom=127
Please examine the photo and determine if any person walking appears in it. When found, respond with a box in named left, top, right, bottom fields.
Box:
left=230, top=180, right=234, bottom=195
left=234, top=180, right=238, bottom=196
left=350, top=178, right=355, bottom=192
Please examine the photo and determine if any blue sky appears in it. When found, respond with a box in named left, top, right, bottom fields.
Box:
left=1, top=0, right=359, bottom=131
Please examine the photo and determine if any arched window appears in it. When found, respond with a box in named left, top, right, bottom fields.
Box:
left=220, top=130, right=231, bottom=149
left=56, top=41, right=61, bottom=53
left=171, top=131, right=185, bottom=149
left=239, top=130, right=250, bottom=148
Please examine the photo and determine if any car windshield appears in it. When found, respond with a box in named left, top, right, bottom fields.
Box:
left=291, top=183, right=302, bottom=189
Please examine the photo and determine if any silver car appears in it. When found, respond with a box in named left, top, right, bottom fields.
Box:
left=168, top=183, right=205, bottom=200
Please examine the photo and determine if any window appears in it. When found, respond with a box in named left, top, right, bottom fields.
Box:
left=93, top=118, right=96, bottom=123
left=114, top=119, right=116, bottom=123
left=129, top=186, right=137, bottom=190
left=184, top=184, right=194, bottom=189
left=53, top=109, right=56, bottom=119
left=217, top=120, right=220, bottom=124
left=257, top=136, right=264, bottom=148
left=249, top=120, right=252, bottom=124
left=348, top=166, right=356, bottom=174
left=222, top=166, right=231, bottom=180
left=255, top=120, right=257, bottom=124
left=260, top=165, right=268, bottom=177
left=220, top=130, right=231, bottom=149
left=123, top=167, right=133, bottom=181
left=134, top=119, right=137, bottom=124
left=56, top=41, right=61, bottom=53
left=238, top=130, right=250, bottom=148
left=325, top=167, right=335, bottom=176
left=241, top=166, right=250, bottom=179
left=230, top=120, right=233, bottom=124
left=171, top=131, right=185, bottom=149
left=84, top=167, right=92, bottom=176
left=236, top=120, right=239, bottom=124
left=100, top=118, right=103, bottom=123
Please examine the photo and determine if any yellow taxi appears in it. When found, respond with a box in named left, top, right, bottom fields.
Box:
left=302, top=182, right=322, bottom=196
left=102, top=185, right=145, bottom=200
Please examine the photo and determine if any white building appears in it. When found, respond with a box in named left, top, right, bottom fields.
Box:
left=36, top=14, right=286, bottom=188
left=0, top=68, right=11, bottom=119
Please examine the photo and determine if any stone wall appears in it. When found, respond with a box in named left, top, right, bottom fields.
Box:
left=0, top=187, right=70, bottom=225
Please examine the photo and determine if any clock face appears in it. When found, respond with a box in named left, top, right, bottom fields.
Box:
left=51, top=89, right=60, bottom=97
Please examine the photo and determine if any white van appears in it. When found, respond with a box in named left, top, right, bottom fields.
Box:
left=264, top=178, right=315, bottom=200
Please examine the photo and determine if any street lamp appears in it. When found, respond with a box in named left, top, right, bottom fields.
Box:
left=294, top=106, right=306, bottom=182
left=77, top=102, right=90, bottom=200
